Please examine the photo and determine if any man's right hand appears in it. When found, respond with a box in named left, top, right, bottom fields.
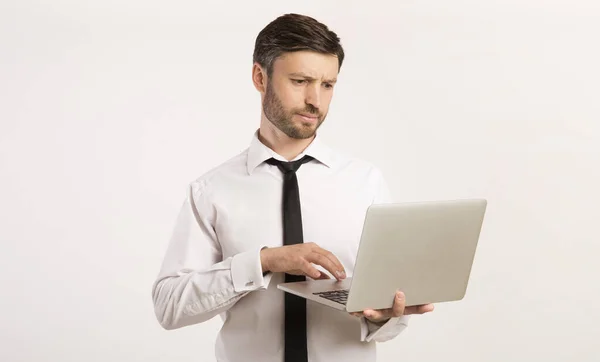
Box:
left=260, top=242, right=346, bottom=281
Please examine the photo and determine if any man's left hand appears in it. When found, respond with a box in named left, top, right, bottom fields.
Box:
left=350, top=291, right=434, bottom=323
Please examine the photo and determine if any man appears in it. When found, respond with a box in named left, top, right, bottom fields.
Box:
left=152, top=13, right=434, bottom=362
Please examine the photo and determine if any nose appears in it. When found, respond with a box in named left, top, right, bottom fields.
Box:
left=304, top=84, right=321, bottom=110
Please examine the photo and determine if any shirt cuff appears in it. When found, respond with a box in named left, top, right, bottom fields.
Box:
left=360, top=315, right=411, bottom=342
left=230, top=246, right=272, bottom=292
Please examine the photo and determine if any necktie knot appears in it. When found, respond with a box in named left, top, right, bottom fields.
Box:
left=266, top=155, right=313, bottom=174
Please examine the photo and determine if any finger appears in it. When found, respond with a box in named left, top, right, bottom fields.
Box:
left=392, top=291, right=406, bottom=317
left=313, top=247, right=346, bottom=279
left=306, top=252, right=344, bottom=280
left=300, top=261, right=322, bottom=279
left=405, top=304, right=435, bottom=315
left=404, top=304, right=433, bottom=315
left=316, top=272, right=331, bottom=280
left=415, top=304, right=434, bottom=314
left=363, top=308, right=390, bottom=321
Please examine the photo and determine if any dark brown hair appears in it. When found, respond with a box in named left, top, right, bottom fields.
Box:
left=253, top=13, right=345, bottom=77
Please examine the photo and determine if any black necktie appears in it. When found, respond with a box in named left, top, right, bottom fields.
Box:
left=266, top=155, right=314, bottom=362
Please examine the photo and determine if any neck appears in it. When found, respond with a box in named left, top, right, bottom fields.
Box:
left=258, top=118, right=314, bottom=161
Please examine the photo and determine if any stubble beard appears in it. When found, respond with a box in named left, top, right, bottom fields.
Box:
left=262, top=82, right=326, bottom=140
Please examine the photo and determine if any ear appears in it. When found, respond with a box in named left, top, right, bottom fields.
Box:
left=252, top=63, right=268, bottom=93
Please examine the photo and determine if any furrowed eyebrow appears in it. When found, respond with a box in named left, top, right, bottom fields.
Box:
left=289, top=72, right=337, bottom=83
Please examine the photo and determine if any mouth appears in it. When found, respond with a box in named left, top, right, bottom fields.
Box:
left=296, top=113, right=319, bottom=123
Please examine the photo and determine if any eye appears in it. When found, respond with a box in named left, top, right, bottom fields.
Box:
left=292, top=79, right=306, bottom=85
left=323, top=83, right=333, bottom=89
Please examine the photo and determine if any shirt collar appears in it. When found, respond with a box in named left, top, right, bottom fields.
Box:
left=246, top=129, right=336, bottom=175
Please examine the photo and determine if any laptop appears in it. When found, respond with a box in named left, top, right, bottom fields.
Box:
left=277, top=198, right=487, bottom=312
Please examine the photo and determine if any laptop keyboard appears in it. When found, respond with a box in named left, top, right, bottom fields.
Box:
left=313, top=289, right=349, bottom=305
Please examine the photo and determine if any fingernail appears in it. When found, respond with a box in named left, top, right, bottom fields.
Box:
left=397, top=291, right=405, bottom=299
left=336, top=271, right=345, bottom=279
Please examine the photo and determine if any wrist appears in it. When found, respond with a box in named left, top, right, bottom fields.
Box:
left=260, top=247, right=270, bottom=274
left=366, top=316, right=389, bottom=325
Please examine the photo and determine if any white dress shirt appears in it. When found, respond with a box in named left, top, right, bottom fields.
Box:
left=152, top=130, right=411, bottom=362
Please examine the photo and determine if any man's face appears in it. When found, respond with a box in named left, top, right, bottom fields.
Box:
left=262, top=51, right=339, bottom=139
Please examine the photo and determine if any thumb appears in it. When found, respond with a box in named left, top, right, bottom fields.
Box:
left=393, top=291, right=406, bottom=316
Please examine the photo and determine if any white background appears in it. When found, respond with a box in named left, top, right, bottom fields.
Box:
left=1, top=1, right=599, bottom=361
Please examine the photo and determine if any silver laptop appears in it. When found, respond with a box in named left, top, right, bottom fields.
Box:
left=277, top=199, right=487, bottom=312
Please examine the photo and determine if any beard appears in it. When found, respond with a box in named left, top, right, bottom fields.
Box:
left=262, top=82, right=326, bottom=139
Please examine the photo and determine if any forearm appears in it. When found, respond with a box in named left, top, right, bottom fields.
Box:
left=152, top=247, right=270, bottom=330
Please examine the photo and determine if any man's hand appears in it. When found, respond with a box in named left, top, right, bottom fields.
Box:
left=350, top=291, right=434, bottom=323
left=260, top=243, right=346, bottom=280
